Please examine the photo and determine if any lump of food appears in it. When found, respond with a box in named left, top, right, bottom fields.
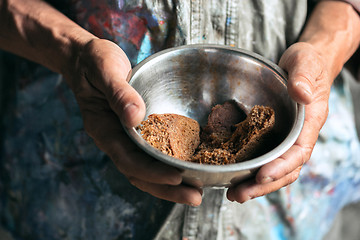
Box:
left=200, top=100, right=247, bottom=147
left=137, top=101, right=275, bottom=165
left=137, top=113, right=200, bottom=161
left=191, top=104, right=275, bottom=165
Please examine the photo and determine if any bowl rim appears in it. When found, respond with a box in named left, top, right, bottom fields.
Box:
left=125, top=44, right=305, bottom=173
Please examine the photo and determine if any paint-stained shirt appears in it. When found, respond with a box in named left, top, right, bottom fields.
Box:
left=1, top=1, right=360, bottom=240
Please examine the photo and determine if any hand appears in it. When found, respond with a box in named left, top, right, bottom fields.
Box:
left=227, top=42, right=332, bottom=203
left=64, top=38, right=203, bottom=206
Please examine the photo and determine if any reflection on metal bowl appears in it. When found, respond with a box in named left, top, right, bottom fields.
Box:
left=125, top=44, right=304, bottom=188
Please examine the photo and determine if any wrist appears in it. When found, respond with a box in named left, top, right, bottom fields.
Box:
left=0, top=0, right=98, bottom=75
left=299, top=1, right=360, bottom=80
left=57, top=29, right=98, bottom=77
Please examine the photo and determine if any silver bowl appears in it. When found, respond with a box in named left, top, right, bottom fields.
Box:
left=125, top=44, right=304, bottom=188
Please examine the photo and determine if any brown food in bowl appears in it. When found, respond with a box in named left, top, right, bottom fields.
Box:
left=192, top=102, right=275, bottom=164
left=138, top=101, right=275, bottom=165
left=137, top=113, right=201, bottom=160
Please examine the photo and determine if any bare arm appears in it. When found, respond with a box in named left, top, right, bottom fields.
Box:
left=0, top=0, right=96, bottom=74
left=300, top=0, right=360, bottom=80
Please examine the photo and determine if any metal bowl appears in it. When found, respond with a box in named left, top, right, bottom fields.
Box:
left=125, top=44, right=304, bottom=188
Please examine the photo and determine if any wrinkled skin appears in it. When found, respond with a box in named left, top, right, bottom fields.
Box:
left=227, top=42, right=331, bottom=203
left=227, top=0, right=360, bottom=203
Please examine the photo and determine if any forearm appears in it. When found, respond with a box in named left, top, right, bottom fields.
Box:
left=300, top=1, right=360, bottom=80
left=0, top=0, right=97, bottom=74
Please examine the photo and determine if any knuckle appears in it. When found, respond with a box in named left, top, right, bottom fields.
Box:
left=291, top=172, right=300, bottom=183
left=109, top=86, right=127, bottom=110
left=288, top=168, right=301, bottom=185
left=128, top=177, right=149, bottom=193
left=300, top=145, right=312, bottom=166
left=234, top=190, right=250, bottom=203
left=294, top=72, right=314, bottom=86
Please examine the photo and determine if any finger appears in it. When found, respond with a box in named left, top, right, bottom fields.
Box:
left=255, top=143, right=310, bottom=184
left=112, top=142, right=183, bottom=186
left=129, top=178, right=203, bottom=206
left=227, top=166, right=302, bottom=203
left=279, top=42, right=324, bottom=105
left=108, top=80, right=146, bottom=128
left=255, top=100, right=326, bottom=184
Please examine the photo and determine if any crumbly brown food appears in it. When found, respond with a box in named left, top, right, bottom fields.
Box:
left=137, top=113, right=200, bottom=160
left=138, top=101, right=275, bottom=165
left=200, top=100, right=247, bottom=147
left=191, top=104, right=275, bottom=164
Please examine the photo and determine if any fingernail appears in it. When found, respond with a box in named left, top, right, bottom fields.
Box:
left=261, top=176, right=273, bottom=184
left=227, top=189, right=235, bottom=201
left=168, top=175, right=182, bottom=185
left=128, top=177, right=138, bottom=187
left=124, top=103, right=138, bottom=117
left=122, top=103, right=139, bottom=126
left=188, top=202, right=200, bottom=207
left=296, top=81, right=312, bottom=97
left=228, top=195, right=235, bottom=202
left=199, top=188, right=204, bottom=196
left=241, top=195, right=253, bottom=204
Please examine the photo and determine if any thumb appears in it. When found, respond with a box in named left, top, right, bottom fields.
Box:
left=279, top=43, right=323, bottom=105
left=108, top=77, right=146, bottom=128
left=81, top=39, right=146, bottom=128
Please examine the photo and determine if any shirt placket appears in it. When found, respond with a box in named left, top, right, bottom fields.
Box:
left=190, top=0, right=203, bottom=43
left=225, top=0, right=239, bottom=47
left=182, top=189, right=226, bottom=239
left=182, top=205, right=200, bottom=240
